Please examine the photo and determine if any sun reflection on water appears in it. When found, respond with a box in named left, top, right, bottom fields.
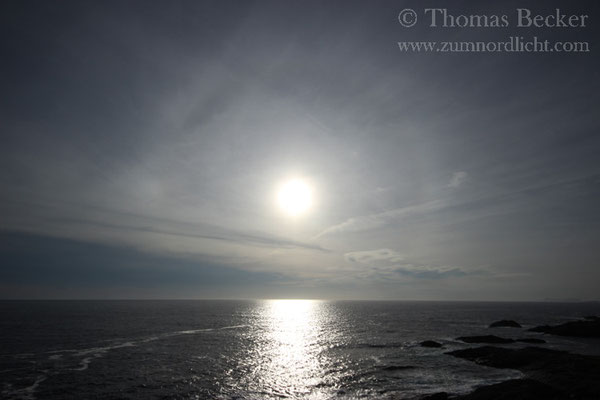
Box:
left=255, top=299, right=332, bottom=399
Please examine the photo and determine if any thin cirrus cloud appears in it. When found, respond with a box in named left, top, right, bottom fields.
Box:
left=393, top=265, right=468, bottom=280
left=344, top=248, right=404, bottom=264
left=47, top=217, right=331, bottom=253
left=316, top=200, right=446, bottom=238
left=448, top=171, right=468, bottom=188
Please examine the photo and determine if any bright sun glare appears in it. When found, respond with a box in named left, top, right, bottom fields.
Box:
left=277, top=178, right=313, bottom=217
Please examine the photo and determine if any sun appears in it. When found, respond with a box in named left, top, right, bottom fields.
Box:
left=276, top=178, right=313, bottom=217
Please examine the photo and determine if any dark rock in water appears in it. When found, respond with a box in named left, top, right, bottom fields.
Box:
left=420, top=392, right=448, bottom=400
left=456, top=335, right=515, bottom=344
left=454, top=379, right=564, bottom=400
left=489, top=319, right=522, bottom=328
left=420, top=340, right=443, bottom=348
left=529, top=318, right=600, bottom=337
left=583, top=315, right=600, bottom=321
left=381, top=365, right=416, bottom=371
left=447, top=346, right=563, bottom=368
left=447, top=345, right=600, bottom=399
left=516, top=338, right=546, bottom=344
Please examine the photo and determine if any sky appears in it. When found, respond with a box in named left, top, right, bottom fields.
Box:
left=1, top=0, right=599, bottom=300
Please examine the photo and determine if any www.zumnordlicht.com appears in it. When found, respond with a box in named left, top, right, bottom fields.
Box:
left=397, top=36, right=590, bottom=53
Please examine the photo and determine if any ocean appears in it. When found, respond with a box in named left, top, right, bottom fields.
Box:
left=2, top=300, right=600, bottom=400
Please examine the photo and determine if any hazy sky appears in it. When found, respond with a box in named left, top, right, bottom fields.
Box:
left=1, top=0, right=599, bottom=300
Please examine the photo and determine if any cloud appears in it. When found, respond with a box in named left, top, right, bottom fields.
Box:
left=316, top=200, right=445, bottom=238
left=51, top=217, right=331, bottom=253
left=393, top=264, right=468, bottom=279
left=355, top=262, right=471, bottom=281
left=344, top=248, right=404, bottom=264
left=344, top=248, right=476, bottom=280
left=448, top=171, right=468, bottom=188
left=0, top=231, right=286, bottom=291
left=366, top=263, right=472, bottom=280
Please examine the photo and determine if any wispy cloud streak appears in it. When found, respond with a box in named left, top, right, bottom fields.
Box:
left=316, top=200, right=445, bottom=238
left=52, top=217, right=331, bottom=253
left=448, top=171, right=467, bottom=188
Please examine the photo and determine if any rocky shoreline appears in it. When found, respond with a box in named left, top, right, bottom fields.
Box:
left=418, top=317, right=600, bottom=400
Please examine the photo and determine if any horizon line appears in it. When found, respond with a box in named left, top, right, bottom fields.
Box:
left=1, top=298, right=598, bottom=303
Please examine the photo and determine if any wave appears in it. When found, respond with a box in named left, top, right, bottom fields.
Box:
left=2, top=372, right=47, bottom=400
left=3, top=324, right=248, bottom=400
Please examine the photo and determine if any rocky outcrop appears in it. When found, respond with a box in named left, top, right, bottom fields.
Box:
left=447, top=346, right=561, bottom=368
left=456, top=335, right=515, bottom=344
left=447, top=346, right=600, bottom=399
left=489, top=320, right=522, bottom=328
left=420, top=340, right=443, bottom=348
left=413, top=318, right=600, bottom=400
left=419, top=392, right=448, bottom=400
left=529, top=317, right=600, bottom=337
left=381, top=365, right=416, bottom=371
left=456, top=335, right=545, bottom=344
left=516, top=338, right=546, bottom=344
left=454, top=379, right=564, bottom=400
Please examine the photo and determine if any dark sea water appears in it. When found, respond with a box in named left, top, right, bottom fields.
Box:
left=1, top=300, right=600, bottom=400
